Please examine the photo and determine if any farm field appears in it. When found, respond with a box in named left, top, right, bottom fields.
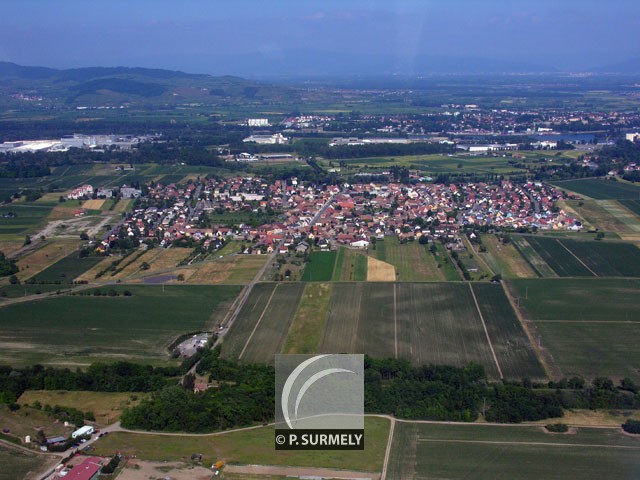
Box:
left=511, top=236, right=555, bottom=277
left=387, top=422, right=640, bottom=480
left=333, top=247, right=367, bottom=281
left=508, top=278, right=640, bottom=381
left=301, top=251, right=337, bottom=281
left=619, top=198, right=640, bottom=216
left=92, top=416, right=390, bottom=474
left=367, top=256, right=396, bottom=281
left=0, top=285, right=241, bottom=367
left=598, top=200, right=640, bottom=234
left=109, top=247, right=193, bottom=280
left=18, top=390, right=145, bottom=425
left=188, top=255, right=267, bottom=284
left=373, top=237, right=443, bottom=281
left=282, top=283, right=332, bottom=354
left=14, top=240, right=80, bottom=281
left=0, top=444, right=52, bottom=480
left=221, top=283, right=305, bottom=363
left=0, top=283, right=71, bottom=299
left=29, top=250, right=106, bottom=283
left=524, top=236, right=640, bottom=277
left=560, top=199, right=635, bottom=234
left=553, top=178, right=640, bottom=200
left=480, top=234, right=537, bottom=278
left=0, top=202, right=54, bottom=238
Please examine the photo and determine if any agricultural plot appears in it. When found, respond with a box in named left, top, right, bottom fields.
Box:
left=480, top=234, right=537, bottom=278
left=553, top=178, right=640, bottom=200
left=561, top=199, right=633, bottom=234
left=0, top=203, right=54, bottom=238
left=373, top=237, right=443, bottom=281
left=29, top=251, right=106, bottom=283
left=509, top=278, right=640, bottom=381
left=619, top=198, right=640, bottom=216
left=110, top=247, right=193, bottom=280
left=282, top=283, right=332, bottom=354
left=0, top=285, right=241, bottom=367
left=15, top=240, right=80, bottom=281
left=92, top=416, right=389, bottom=474
left=524, top=236, right=592, bottom=276
left=0, top=444, right=52, bottom=480
left=301, top=251, right=337, bottom=281
left=188, top=255, right=266, bottom=284
left=222, top=283, right=305, bottom=364
left=394, top=283, right=499, bottom=378
left=333, top=247, right=368, bottom=281
left=367, top=256, right=396, bottom=281
left=471, top=283, right=546, bottom=380
left=598, top=200, right=640, bottom=234
left=387, top=422, right=640, bottom=480
left=526, top=236, right=640, bottom=277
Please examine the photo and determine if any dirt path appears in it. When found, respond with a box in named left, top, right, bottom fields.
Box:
left=380, top=416, right=395, bottom=480
left=418, top=438, right=640, bottom=449
left=225, top=464, right=380, bottom=479
left=393, top=283, right=398, bottom=359
left=468, top=283, right=503, bottom=379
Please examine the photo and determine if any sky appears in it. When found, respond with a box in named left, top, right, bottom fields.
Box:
left=2, top=0, right=639, bottom=75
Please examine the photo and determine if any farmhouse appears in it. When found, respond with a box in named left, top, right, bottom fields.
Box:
left=63, top=456, right=103, bottom=480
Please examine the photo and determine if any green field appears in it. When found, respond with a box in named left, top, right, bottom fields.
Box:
left=92, top=416, right=390, bottom=473
left=472, top=283, right=546, bottom=380
left=554, top=178, right=640, bottom=200
left=0, top=283, right=72, bottom=299
left=333, top=247, right=368, bottom=281
left=29, top=251, right=106, bottom=283
left=0, top=203, right=54, bottom=238
left=373, top=237, right=444, bottom=281
left=524, top=236, right=640, bottom=277
left=508, top=278, right=640, bottom=380
left=221, top=283, right=305, bottom=363
left=282, top=283, right=332, bottom=354
left=301, top=251, right=337, bottom=281
left=387, top=422, right=640, bottom=480
left=0, top=444, right=51, bottom=480
left=0, top=285, right=241, bottom=366
left=618, top=198, right=640, bottom=216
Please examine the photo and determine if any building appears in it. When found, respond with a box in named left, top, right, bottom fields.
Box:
left=626, top=133, right=640, bottom=142
left=71, top=425, right=94, bottom=439
left=63, top=457, right=102, bottom=480
left=120, top=186, right=142, bottom=199
left=243, top=133, right=288, bottom=145
left=67, top=184, right=94, bottom=200
left=247, top=118, right=270, bottom=127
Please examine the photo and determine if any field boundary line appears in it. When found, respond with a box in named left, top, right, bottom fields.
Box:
left=468, top=283, right=503, bottom=379
left=239, top=284, right=279, bottom=359
left=380, top=417, right=395, bottom=480
left=418, top=438, right=640, bottom=450
left=556, top=239, right=598, bottom=276
left=501, top=282, right=560, bottom=381
left=534, top=319, right=640, bottom=324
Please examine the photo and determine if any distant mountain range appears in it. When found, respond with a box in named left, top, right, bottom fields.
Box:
left=0, top=61, right=298, bottom=107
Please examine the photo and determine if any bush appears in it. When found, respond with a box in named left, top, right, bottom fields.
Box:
left=622, top=419, right=640, bottom=434
left=546, top=423, right=568, bottom=433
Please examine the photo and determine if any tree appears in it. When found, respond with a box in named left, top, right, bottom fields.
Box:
left=79, top=232, right=89, bottom=241
left=23, top=235, right=31, bottom=246
left=177, top=274, right=185, bottom=282
left=9, top=275, right=19, bottom=285
left=140, top=262, right=150, bottom=270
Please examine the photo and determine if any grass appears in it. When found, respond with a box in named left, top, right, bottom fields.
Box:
left=0, top=283, right=71, bottom=299
left=0, top=202, right=54, bottom=239
left=29, top=251, right=106, bottom=283
left=282, top=283, right=332, bottom=354
left=92, top=416, right=390, bottom=473
left=524, top=236, right=592, bottom=277
left=0, top=444, right=51, bottom=480
left=301, top=251, right=337, bottom=282
left=221, top=283, right=305, bottom=363
left=433, top=243, right=461, bottom=280
left=373, top=237, right=444, bottom=281
left=618, top=198, right=640, bottom=216
left=0, top=404, right=73, bottom=439
left=18, top=390, right=145, bottom=425
left=481, top=234, right=537, bottom=278
left=560, top=199, right=636, bottom=234
left=0, top=285, right=241, bottom=367
left=333, top=248, right=368, bottom=281
left=387, top=422, right=640, bottom=480
left=188, top=255, right=266, bottom=284
left=553, top=178, right=640, bottom=200
left=511, top=236, right=556, bottom=277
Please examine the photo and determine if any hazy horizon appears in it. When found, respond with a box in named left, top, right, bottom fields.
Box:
left=2, top=0, right=639, bottom=76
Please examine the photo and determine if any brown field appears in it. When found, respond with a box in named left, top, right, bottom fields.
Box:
left=367, top=256, right=396, bottom=281
left=482, top=234, right=536, bottom=278
left=561, top=199, right=633, bottom=234
left=18, top=391, right=145, bottom=426
left=112, top=248, right=193, bottom=280
left=75, top=256, right=114, bottom=282
left=46, top=205, right=82, bottom=221
left=0, top=404, right=74, bottom=440
left=81, top=199, right=106, bottom=210
left=16, top=241, right=80, bottom=281
left=0, top=241, right=23, bottom=257
left=189, top=255, right=266, bottom=284
left=113, top=199, right=133, bottom=213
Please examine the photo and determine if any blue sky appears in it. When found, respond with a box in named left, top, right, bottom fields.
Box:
left=2, top=0, right=638, bottom=74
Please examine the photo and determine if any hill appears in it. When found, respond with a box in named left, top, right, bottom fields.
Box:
left=0, top=61, right=298, bottom=108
